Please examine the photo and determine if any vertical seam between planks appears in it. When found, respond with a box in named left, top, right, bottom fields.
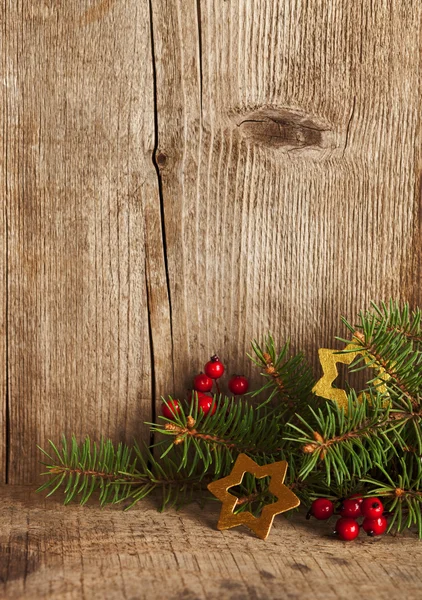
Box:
left=147, top=0, right=174, bottom=418
left=196, top=0, right=203, bottom=119
left=145, top=253, right=156, bottom=446
left=4, top=0, right=10, bottom=485
left=414, top=5, right=422, bottom=307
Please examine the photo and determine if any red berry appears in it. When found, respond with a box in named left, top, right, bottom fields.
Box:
left=228, top=375, right=249, bottom=395
left=335, top=517, right=360, bottom=541
left=350, top=493, right=364, bottom=505
left=204, top=355, right=225, bottom=379
left=339, top=498, right=362, bottom=519
left=308, top=498, right=334, bottom=520
left=161, top=399, right=180, bottom=420
left=198, top=395, right=217, bottom=416
left=362, top=516, right=388, bottom=537
left=193, top=373, right=213, bottom=392
left=361, top=497, right=384, bottom=519
left=188, top=390, right=211, bottom=403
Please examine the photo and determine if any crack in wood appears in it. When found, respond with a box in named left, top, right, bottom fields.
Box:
left=147, top=0, right=175, bottom=409
left=196, top=0, right=203, bottom=119
left=3, top=4, right=10, bottom=483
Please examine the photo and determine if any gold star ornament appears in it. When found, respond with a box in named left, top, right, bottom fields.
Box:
left=313, top=342, right=390, bottom=411
left=207, top=454, right=300, bottom=540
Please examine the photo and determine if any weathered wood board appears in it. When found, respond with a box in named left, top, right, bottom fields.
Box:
left=1, top=1, right=422, bottom=482
left=1, top=1, right=169, bottom=483
left=1, top=486, right=421, bottom=600
left=0, top=49, right=6, bottom=481
left=153, top=0, right=422, bottom=394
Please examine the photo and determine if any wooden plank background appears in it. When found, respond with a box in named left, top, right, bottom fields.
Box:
left=2, top=486, right=422, bottom=600
left=1, top=0, right=421, bottom=483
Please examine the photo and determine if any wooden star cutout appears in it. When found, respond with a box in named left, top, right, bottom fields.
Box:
left=207, top=454, right=300, bottom=540
left=313, top=343, right=390, bottom=411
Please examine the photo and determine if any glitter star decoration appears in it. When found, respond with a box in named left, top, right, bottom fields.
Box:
left=207, top=453, right=300, bottom=540
left=313, top=342, right=390, bottom=411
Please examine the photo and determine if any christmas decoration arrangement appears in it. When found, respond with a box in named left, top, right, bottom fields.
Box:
left=38, top=301, right=422, bottom=540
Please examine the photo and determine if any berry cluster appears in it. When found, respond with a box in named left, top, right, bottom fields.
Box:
left=308, top=496, right=388, bottom=541
left=161, top=355, right=249, bottom=419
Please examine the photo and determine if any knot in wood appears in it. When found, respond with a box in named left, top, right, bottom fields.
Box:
left=156, top=151, right=168, bottom=167
left=234, top=106, right=335, bottom=156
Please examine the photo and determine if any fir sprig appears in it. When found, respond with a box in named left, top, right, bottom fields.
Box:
left=340, top=301, right=422, bottom=406
left=38, top=437, right=138, bottom=506
left=286, top=393, right=400, bottom=486
left=362, top=456, right=422, bottom=537
left=369, top=300, right=422, bottom=345
left=151, top=395, right=284, bottom=478
left=38, top=436, right=210, bottom=510
left=37, top=300, right=422, bottom=536
left=248, top=336, right=314, bottom=410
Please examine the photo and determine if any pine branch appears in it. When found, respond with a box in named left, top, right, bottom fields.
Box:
left=38, top=436, right=139, bottom=506
left=37, top=301, right=422, bottom=536
left=351, top=330, right=420, bottom=408
left=248, top=336, right=315, bottom=410
left=38, top=436, right=211, bottom=510
left=340, top=302, right=422, bottom=407
left=361, top=455, right=422, bottom=536
left=37, top=434, right=311, bottom=518
left=151, top=396, right=285, bottom=478
left=285, top=393, right=403, bottom=486
left=370, top=300, right=422, bottom=345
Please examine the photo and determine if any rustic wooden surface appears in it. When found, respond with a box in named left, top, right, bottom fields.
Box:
left=1, top=1, right=422, bottom=483
left=2, top=1, right=161, bottom=483
left=1, top=485, right=421, bottom=600
left=153, top=0, right=422, bottom=389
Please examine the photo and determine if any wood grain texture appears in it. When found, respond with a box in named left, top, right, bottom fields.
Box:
left=0, top=7, right=6, bottom=481
left=1, top=485, right=422, bottom=600
left=1, top=0, right=168, bottom=483
left=152, top=0, right=422, bottom=399
left=1, top=1, right=422, bottom=482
